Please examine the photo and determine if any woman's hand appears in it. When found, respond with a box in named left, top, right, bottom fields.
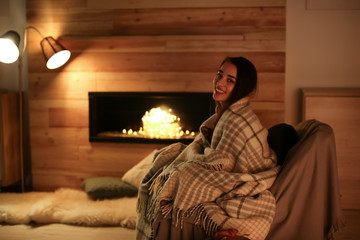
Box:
left=213, top=229, right=238, bottom=240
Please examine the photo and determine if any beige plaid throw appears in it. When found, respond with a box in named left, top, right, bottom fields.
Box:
left=136, top=98, right=280, bottom=240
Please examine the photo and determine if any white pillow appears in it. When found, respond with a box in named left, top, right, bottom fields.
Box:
left=121, top=149, right=157, bottom=189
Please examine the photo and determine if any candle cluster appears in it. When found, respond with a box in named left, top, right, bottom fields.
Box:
left=122, top=107, right=195, bottom=139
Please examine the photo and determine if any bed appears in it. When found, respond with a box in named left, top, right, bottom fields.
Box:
left=0, top=120, right=345, bottom=239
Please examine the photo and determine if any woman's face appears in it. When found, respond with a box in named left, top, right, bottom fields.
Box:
left=213, top=61, right=237, bottom=102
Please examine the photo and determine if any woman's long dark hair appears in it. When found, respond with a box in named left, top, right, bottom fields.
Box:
left=215, top=57, right=258, bottom=117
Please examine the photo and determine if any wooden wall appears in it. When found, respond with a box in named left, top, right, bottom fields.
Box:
left=0, top=93, right=21, bottom=187
left=26, top=0, right=286, bottom=191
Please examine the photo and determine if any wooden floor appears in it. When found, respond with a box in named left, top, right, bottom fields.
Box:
left=0, top=210, right=358, bottom=240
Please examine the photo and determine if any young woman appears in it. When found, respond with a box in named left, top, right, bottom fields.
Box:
left=136, top=57, right=280, bottom=240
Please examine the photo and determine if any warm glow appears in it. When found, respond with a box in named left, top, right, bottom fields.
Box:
left=46, top=49, right=71, bottom=69
left=141, top=107, right=182, bottom=139
left=0, top=38, right=20, bottom=64
left=120, top=107, right=196, bottom=139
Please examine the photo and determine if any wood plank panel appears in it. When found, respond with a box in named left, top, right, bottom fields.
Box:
left=166, top=39, right=285, bottom=52
left=26, top=0, right=87, bottom=10
left=29, top=105, right=48, bottom=128
left=49, top=108, right=88, bottom=128
left=29, top=100, right=88, bottom=127
left=28, top=72, right=96, bottom=100
left=32, top=173, right=86, bottom=191
left=88, top=0, right=286, bottom=9
left=256, top=73, right=284, bottom=101
left=92, top=72, right=212, bottom=93
left=27, top=22, right=285, bottom=38
left=31, top=146, right=80, bottom=165
left=25, top=22, right=114, bottom=38
left=32, top=144, right=157, bottom=174
left=0, top=93, right=21, bottom=186
left=26, top=9, right=114, bottom=23
left=28, top=52, right=285, bottom=73
left=27, top=6, right=284, bottom=36
left=26, top=25, right=285, bottom=39
left=78, top=143, right=165, bottom=172
left=32, top=143, right=165, bottom=190
left=252, top=101, right=284, bottom=129
left=30, top=127, right=89, bottom=147
left=57, top=35, right=284, bottom=53
left=114, top=8, right=285, bottom=28
left=244, top=29, right=285, bottom=40
left=57, top=37, right=168, bottom=53
left=28, top=72, right=283, bottom=101
left=254, top=109, right=284, bottom=129
left=113, top=8, right=285, bottom=35
left=93, top=72, right=284, bottom=102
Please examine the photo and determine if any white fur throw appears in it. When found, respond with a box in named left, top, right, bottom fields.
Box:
left=0, top=188, right=137, bottom=229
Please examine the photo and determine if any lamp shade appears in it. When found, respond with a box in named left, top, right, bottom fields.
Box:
left=40, top=36, right=71, bottom=69
left=0, top=30, right=20, bottom=64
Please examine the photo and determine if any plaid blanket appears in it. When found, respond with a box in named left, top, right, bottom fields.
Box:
left=136, top=98, right=280, bottom=240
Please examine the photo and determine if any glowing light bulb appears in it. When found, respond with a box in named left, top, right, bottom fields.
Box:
left=0, top=38, right=19, bottom=64
left=46, top=50, right=71, bottom=69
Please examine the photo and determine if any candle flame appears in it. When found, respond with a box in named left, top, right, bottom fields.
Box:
left=142, top=107, right=182, bottom=139
left=119, top=106, right=196, bottom=140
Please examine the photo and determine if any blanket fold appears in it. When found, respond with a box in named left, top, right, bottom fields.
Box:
left=137, top=98, right=280, bottom=240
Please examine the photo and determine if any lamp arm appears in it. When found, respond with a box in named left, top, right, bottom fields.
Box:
left=21, top=26, right=46, bottom=56
left=26, top=26, right=45, bottom=39
left=17, top=25, right=45, bottom=192
left=18, top=55, right=24, bottom=192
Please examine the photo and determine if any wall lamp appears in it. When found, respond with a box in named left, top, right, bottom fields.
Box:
left=0, top=30, right=20, bottom=64
left=0, top=26, right=71, bottom=69
left=0, top=26, right=71, bottom=191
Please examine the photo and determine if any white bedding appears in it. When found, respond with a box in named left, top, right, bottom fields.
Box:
left=0, top=188, right=137, bottom=229
left=0, top=223, right=136, bottom=240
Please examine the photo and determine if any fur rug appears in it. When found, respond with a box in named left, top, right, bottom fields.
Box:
left=0, top=188, right=137, bottom=229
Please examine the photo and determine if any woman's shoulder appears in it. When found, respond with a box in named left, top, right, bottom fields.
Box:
left=226, top=98, right=257, bottom=122
left=223, top=98, right=265, bottom=133
left=228, top=97, right=250, bottom=113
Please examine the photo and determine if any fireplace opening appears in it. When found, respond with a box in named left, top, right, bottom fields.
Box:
left=89, top=92, right=215, bottom=144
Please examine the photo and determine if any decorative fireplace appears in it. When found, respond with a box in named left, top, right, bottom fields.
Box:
left=89, top=92, right=215, bottom=144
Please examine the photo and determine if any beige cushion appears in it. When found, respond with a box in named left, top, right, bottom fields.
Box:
left=122, top=149, right=157, bottom=188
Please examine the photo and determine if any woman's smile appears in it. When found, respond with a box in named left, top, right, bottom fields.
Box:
left=213, top=62, right=237, bottom=102
left=215, top=86, right=225, bottom=94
